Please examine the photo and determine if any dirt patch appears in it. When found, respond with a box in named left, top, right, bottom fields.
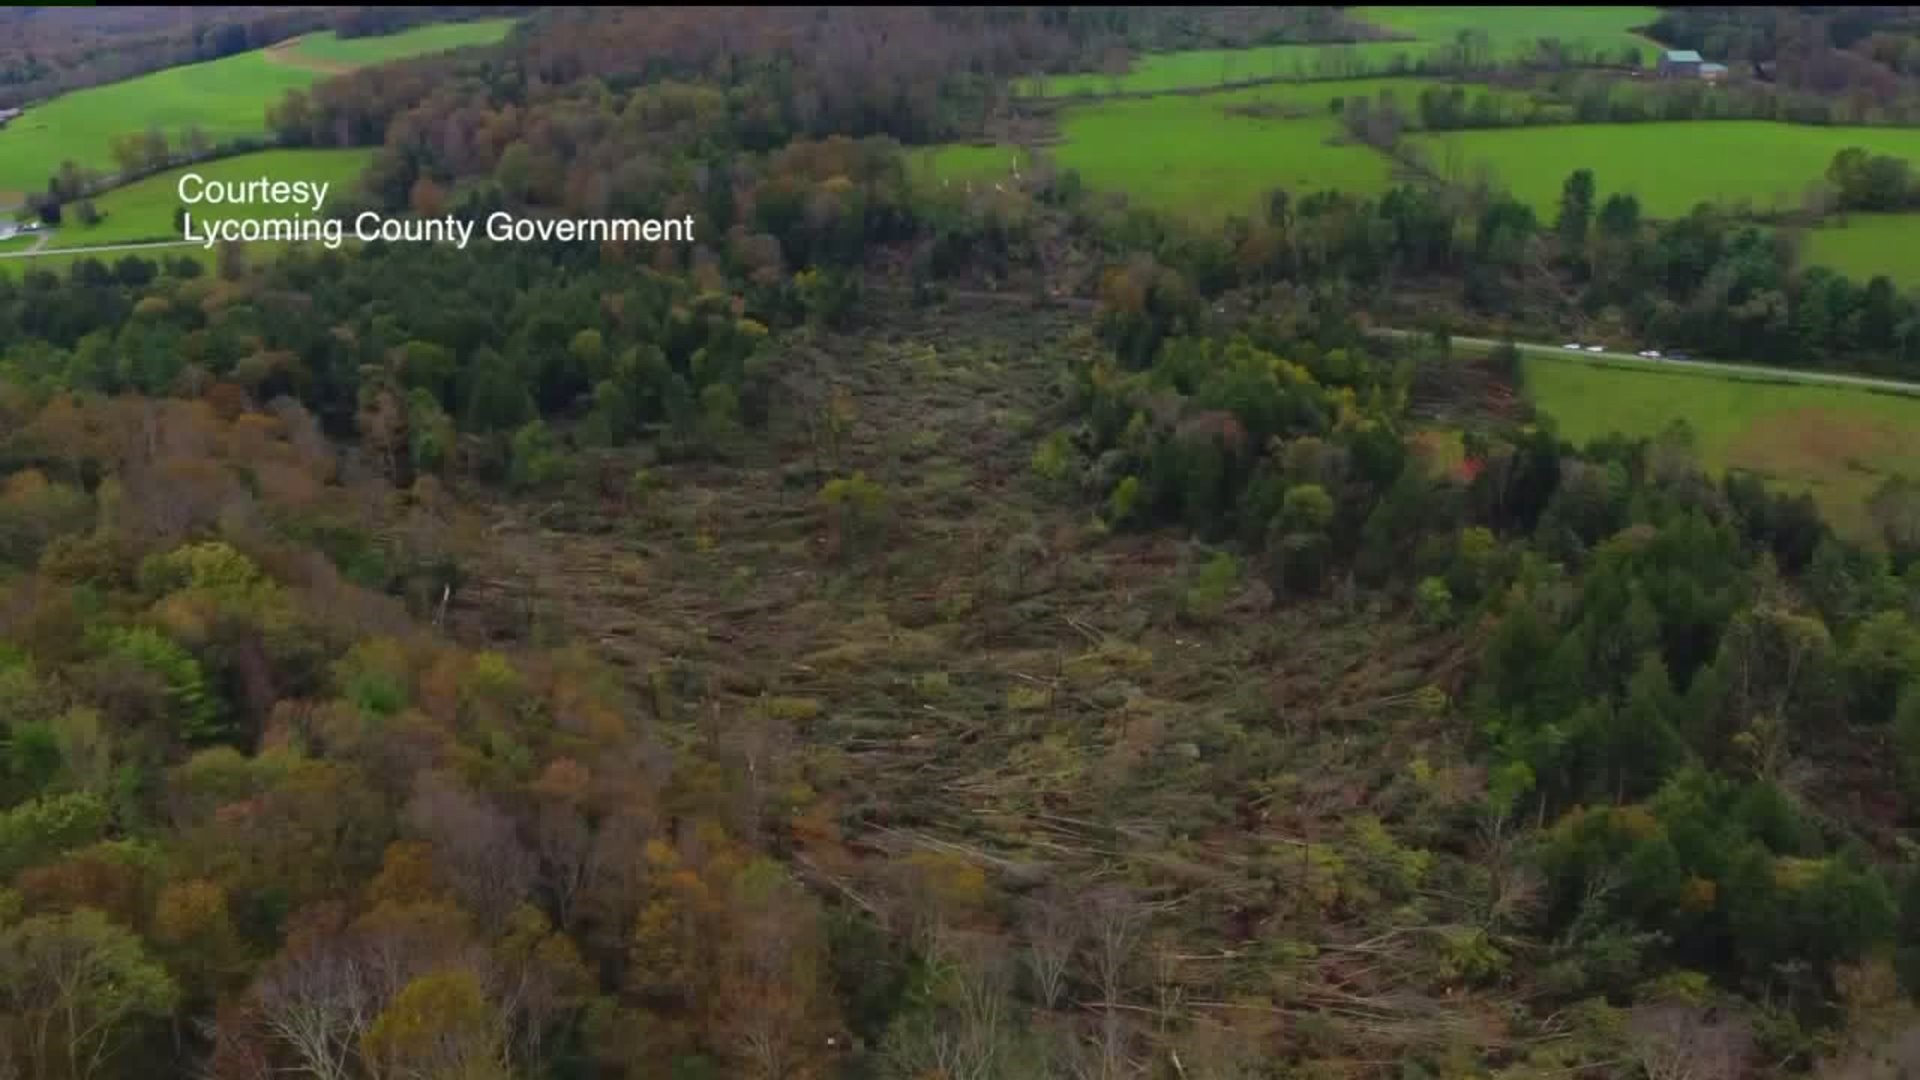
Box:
left=1220, top=102, right=1314, bottom=121
left=262, top=35, right=356, bottom=76
left=1721, top=403, right=1920, bottom=539
left=1408, top=350, right=1525, bottom=426
left=1723, top=405, right=1920, bottom=484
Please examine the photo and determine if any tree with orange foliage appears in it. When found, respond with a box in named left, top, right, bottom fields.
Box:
left=625, top=837, right=705, bottom=1011
left=408, top=176, right=449, bottom=219
left=14, top=841, right=156, bottom=928
left=712, top=857, right=842, bottom=1080
left=366, top=840, right=449, bottom=908
left=152, top=878, right=248, bottom=1007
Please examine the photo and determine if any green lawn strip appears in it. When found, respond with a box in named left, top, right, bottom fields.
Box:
left=283, top=19, right=517, bottom=67
left=35, top=149, right=374, bottom=248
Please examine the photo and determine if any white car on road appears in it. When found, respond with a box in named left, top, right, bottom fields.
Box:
left=1585, top=345, right=1605, bottom=353
left=1562, top=342, right=1583, bottom=351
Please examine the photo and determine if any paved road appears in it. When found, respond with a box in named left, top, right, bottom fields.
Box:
left=0, top=238, right=198, bottom=261
left=1369, top=327, right=1920, bottom=398
left=0, top=229, right=53, bottom=254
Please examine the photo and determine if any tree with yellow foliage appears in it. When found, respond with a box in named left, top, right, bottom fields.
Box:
left=362, top=970, right=507, bottom=1080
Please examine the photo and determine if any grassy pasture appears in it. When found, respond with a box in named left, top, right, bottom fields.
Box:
left=1024, top=6, right=1658, bottom=97
left=1048, top=103, right=1387, bottom=219
left=1800, top=213, right=1920, bottom=288
left=918, top=77, right=1502, bottom=218
left=0, top=20, right=515, bottom=194
left=35, top=149, right=373, bottom=248
left=1523, top=355, right=1920, bottom=538
left=1361, top=5, right=1660, bottom=60
left=1410, top=122, right=1920, bottom=220
left=0, top=56, right=316, bottom=194
left=276, top=20, right=515, bottom=70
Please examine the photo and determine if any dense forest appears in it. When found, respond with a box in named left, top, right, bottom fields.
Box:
left=11, top=5, right=1920, bottom=1080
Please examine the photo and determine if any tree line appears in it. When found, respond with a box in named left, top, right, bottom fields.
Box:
left=1335, top=73, right=1920, bottom=137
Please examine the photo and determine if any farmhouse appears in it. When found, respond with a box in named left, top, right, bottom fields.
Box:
left=1699, top=62, right=1729, bottom=83
left=1657, top=49, right=1702, bottom=78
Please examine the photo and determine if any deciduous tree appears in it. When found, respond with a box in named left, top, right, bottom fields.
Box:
left=0, top=909, right=177, bottom=1080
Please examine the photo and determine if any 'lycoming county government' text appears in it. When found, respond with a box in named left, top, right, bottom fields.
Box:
left=179, top=212, right=698, bottom=251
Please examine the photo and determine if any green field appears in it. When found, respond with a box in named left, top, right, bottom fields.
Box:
left=1411, top=122, right=1920, bottom=220
left=280, top=20, right=515, bottom=68
left=920, top=77, right=1496, bottom=217
left=1361, top=5, right=1660, bottom=59
left=0, top=56, right=315, bottom=196
left=30, top=149, right=373, bottom=248
left=1025, top=6, right=1659, bottom=97
left=1524, top=355, right=1920, bottom=537
left=1801, top=213, right=1920, bottom=288
left=0, top=20, right=516, bottom=196
left=1049, top=105, right=1391, bottom=219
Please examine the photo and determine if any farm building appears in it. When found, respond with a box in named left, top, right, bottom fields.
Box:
left=0, top=107, right=20, bottom=128
left=1657, top=49, right=1702, bottom=78
left=1700, top=62, right=1729, bottom=82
